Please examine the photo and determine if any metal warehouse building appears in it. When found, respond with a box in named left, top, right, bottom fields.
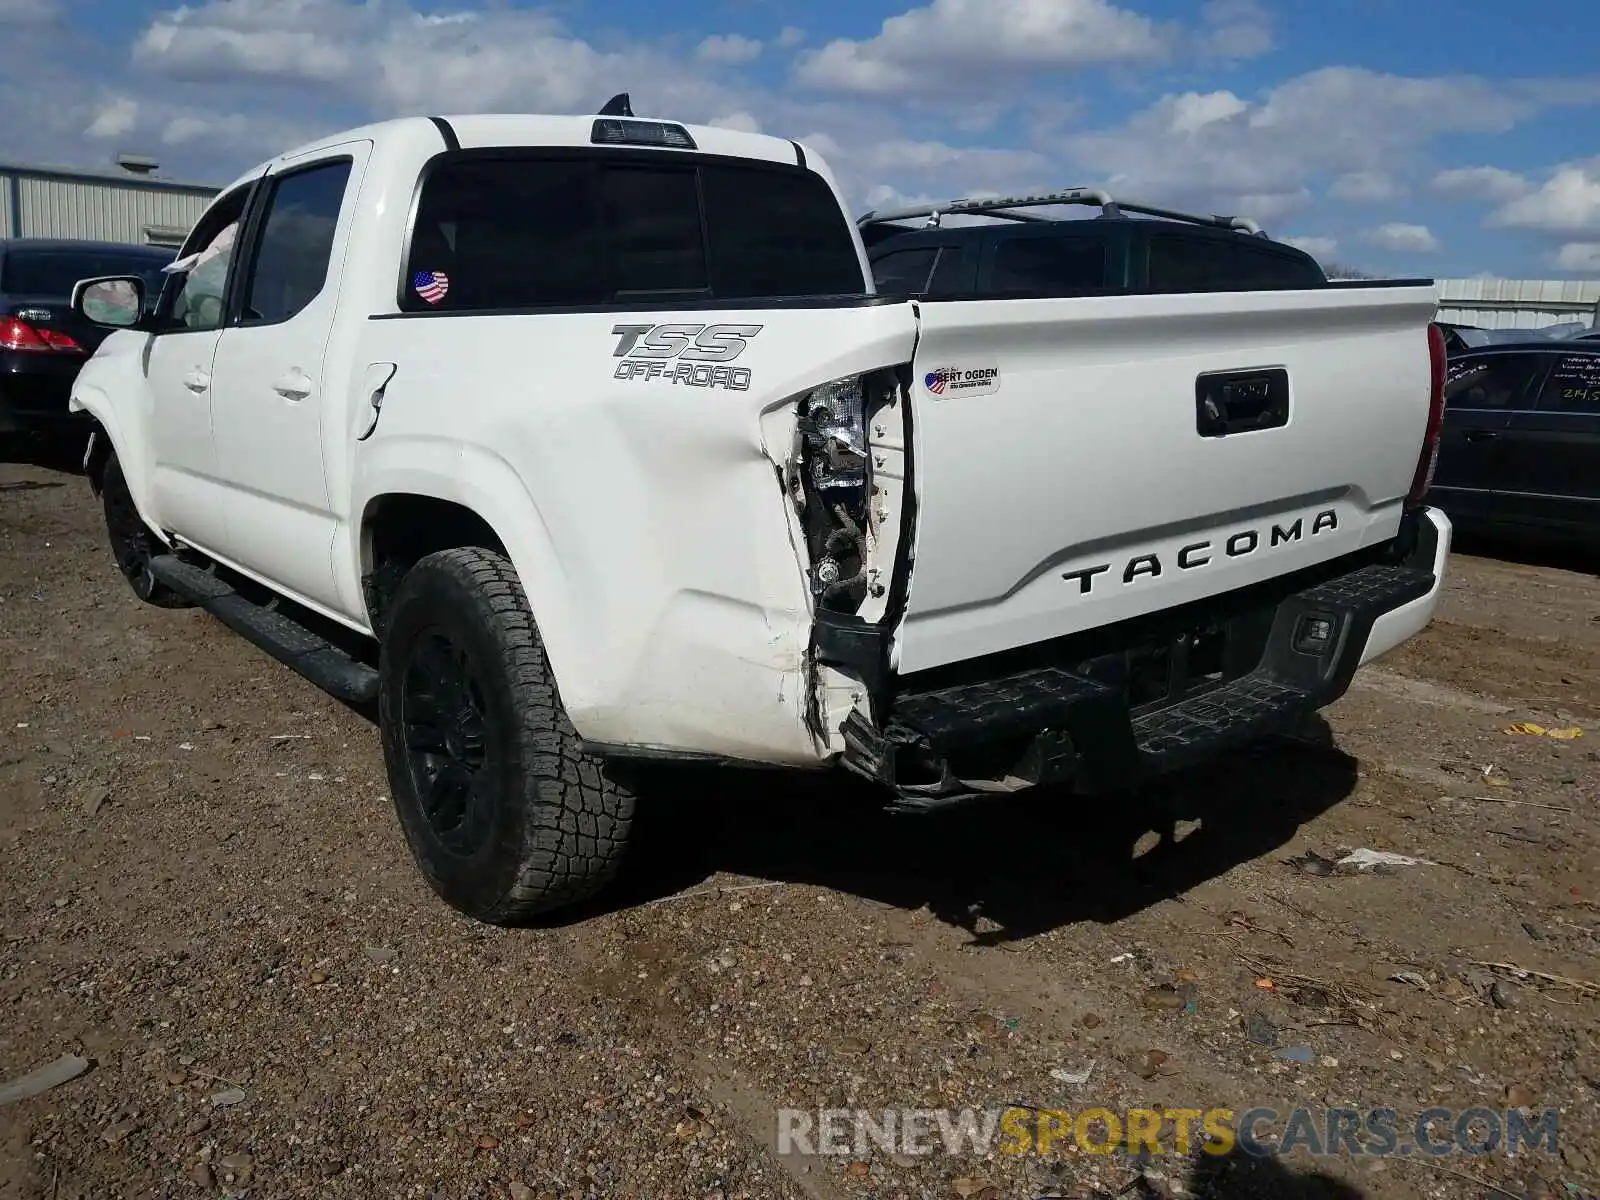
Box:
left=0, top=159, right=218, bottom=249
left=1436, top=277, right=1600, bottom=333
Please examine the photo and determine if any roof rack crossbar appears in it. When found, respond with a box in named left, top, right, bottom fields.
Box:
left=855, top=187, right=1265, bottom=237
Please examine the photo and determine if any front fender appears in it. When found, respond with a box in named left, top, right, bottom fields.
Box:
left=69, top=334, right=164, bottom=535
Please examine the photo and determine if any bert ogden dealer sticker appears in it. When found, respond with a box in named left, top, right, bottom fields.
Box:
left=924, top=361, right=1001, bottom=398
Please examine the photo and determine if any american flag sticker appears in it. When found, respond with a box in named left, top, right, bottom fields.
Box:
left=413, top=270, right=449, bottom=304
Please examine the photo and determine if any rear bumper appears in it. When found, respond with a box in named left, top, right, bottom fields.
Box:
left=0, top=354, right=88, bottom=435
left=840, top=506, right=1451, bottom=808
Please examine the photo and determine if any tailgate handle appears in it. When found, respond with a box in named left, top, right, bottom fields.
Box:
left=1196, top=368, right=1290, bottom=438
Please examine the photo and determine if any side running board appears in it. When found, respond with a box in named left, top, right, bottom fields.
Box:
left=146, top=556, right=379, bottom=704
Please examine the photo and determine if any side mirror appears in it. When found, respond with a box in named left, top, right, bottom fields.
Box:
left=72, top=275, right=147, bottom=330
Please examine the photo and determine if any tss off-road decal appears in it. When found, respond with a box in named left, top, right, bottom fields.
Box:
left=611, top=323, right=763, bottom=391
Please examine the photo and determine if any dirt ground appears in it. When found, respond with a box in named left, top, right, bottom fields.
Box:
left=1, top=459, right=1596, bottom=1200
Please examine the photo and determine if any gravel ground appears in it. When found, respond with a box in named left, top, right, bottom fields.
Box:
left=1, top=460, right=1596, bottom=1200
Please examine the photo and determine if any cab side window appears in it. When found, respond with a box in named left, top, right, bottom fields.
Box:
left=240, top=160, right=352, bottom=326
left=925, top=245, right=973, bottom=296
left=988, top=233, right=1106, bottom=297
left=160, top=187, right=251, bottom=333
left=1147, top=234, right=1322, bottom=293
left=871, top=247, right=939, bottom=295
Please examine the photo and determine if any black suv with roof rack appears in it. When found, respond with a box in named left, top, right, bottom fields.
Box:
left=858, top=188, right=1327, bottom=299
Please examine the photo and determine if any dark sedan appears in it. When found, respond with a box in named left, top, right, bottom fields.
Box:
left=1428, top=339, right=1600, bottom=550
left=2, top=238, right=174, bottom=458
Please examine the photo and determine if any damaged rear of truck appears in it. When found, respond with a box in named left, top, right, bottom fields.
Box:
left=69, top=112, right=1450, bottom=922
left=348, top=122, right=1449, bottom=823
left=784, top=278, right=1450, bottom=808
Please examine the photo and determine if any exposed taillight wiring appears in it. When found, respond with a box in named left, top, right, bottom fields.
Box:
left=789, top=370, right=903, bottom=615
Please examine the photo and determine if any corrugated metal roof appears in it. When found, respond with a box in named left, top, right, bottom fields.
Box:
left=13, top=177, right=211, bottom=246
left=1435, top=277, right=1600, bottom=331
left=1438, top=277, right=1600, bottom=305
left=0, top=160, right=220, bottom=195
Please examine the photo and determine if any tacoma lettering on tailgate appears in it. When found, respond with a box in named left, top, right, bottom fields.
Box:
left=1062, top=509, right=1340, bottom=595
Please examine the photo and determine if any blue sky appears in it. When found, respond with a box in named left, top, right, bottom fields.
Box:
left=4, top=0, right=1599, bottom=278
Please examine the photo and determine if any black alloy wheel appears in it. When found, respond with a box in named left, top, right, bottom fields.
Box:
left=377, top=546, right=636, bottom=923
left=100, top=454, right=189, bottom=608
left=398, top=628, right=496, bottom=856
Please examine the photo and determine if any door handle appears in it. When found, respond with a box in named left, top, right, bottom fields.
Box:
left=1464, top=429, right=1500, bottom=442
left=183, top=369, right=210, bottom=393
left=272, top=369, right=313, bottom=400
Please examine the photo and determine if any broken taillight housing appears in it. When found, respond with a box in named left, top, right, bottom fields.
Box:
left=801, top=376, right=868, bottom=492
left=790, top=371, right=894, bottom=613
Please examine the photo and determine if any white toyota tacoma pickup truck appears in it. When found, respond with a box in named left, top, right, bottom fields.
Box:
left=66, top=99, right=1452, bottom=923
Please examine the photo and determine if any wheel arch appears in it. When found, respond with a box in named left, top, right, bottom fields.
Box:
left=74, top=404, right=169, bottom=548
left=360, top=491, right=509, bottom=634
left=351, top=448, right=588, bottom=717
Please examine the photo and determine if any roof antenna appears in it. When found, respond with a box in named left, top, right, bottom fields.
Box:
left=598, top=93, right=633, bottom=117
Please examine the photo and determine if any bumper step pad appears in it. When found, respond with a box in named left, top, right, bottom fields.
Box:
left=844, top=561, right=1435, bottom=808
left=147, top=556, right=379, bottom=704
left=1132, top=673, right=1307, bottom=768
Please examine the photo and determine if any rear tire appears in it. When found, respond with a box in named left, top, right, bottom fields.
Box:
left=377, top=546, right=636, bottom=923
left=100, top=454, right=191, bottom=608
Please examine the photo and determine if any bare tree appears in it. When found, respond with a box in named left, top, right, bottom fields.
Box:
left=1322, top=261, right=1378, bottom=280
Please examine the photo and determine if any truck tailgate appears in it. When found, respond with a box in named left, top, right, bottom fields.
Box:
left=894, top=284, right=1440, bottom=674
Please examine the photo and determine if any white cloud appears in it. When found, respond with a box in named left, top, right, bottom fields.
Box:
left=85, top=98, right=140, bottom=141
left=1233, top=188, right=1314, bottom=222
left=863, top=184, right=942, bottom=211
left=1362, top=222, right=1440, bottom=253
left=1167, top=91, right=1248, bottom=135
left=1197, top=0, right=1273, bottom=59
left=696, top=34, right=762, bottom=66
left=1551, top=242, right=1600, bottom=272
left=130, top=0, right=732, bottom=118
left=2, top=0, right=1597, bottom=281
left=1281, top=235, right=1338, bottom=260
left=123, top=4, right=1069, bottom=210
left=1491, top=161, right=1600, bottom=235
left=1026, top=97, right=1085, bottom=143
left=867, top=139, right=1047, bottom=177
left=707, top=111, right=763, bottom=134
left=1430, top=165, right=1530, bottom=203
left=133, top=0, right=358, bottom=83
left=1329, top=171, right=1400, bottom=202
left=794, top=0, right=1176, bottom=96
left=1063, top=68, right=1591, bottom=232
left=794, top=132, right=844, bottom=161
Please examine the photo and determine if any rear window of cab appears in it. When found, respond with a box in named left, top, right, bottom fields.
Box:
left=400, top=151, right=867, bottom=312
